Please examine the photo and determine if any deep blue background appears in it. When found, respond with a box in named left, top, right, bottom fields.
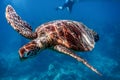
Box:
left=0, top=0, right=120, bottom=80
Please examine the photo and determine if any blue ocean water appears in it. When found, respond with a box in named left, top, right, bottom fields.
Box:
left=0, top=0, right=120, bottom=80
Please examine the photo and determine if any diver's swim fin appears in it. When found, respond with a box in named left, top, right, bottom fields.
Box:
left=67, top=6, right=72, bottom=13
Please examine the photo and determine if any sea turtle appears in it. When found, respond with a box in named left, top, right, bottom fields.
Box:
left=5, top=5, right=101, bottom=75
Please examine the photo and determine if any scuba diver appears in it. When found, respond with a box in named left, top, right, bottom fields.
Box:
left=56, top=0, right=76, bottom=13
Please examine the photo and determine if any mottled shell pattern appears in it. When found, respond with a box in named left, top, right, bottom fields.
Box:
left=35, top=20, right=97, bottom=51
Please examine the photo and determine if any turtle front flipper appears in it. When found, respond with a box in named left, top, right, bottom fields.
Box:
left=54, top=45, right=102, bottom=76
left=5, top=5, right=37, bottom=39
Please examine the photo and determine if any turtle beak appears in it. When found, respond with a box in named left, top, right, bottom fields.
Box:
left=19, top=41, right=40, bottom=60
left=19, top=47, right=27, bottom=60
left=19, top=47, right=32, bottom=60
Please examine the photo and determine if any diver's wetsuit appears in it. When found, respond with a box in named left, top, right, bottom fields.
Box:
left=56, top=0, right=75, bottom=13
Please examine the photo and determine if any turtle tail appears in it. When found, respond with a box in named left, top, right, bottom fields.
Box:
left=5, top=5, right=37, bottom=39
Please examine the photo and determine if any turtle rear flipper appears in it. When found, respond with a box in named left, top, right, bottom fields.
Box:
left=5, top=5, right=37, bottom=39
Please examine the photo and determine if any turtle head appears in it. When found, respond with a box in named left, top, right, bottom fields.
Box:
left=19, top=41, right=41, bottom=60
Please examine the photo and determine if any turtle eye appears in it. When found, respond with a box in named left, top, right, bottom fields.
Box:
left=26, top=49, right=38, bottom=57
left=23, top=48, right=39, bottom=58
left=19, top=49, right=33, bottom=58
left=25, top=50, right=34, bottom=57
